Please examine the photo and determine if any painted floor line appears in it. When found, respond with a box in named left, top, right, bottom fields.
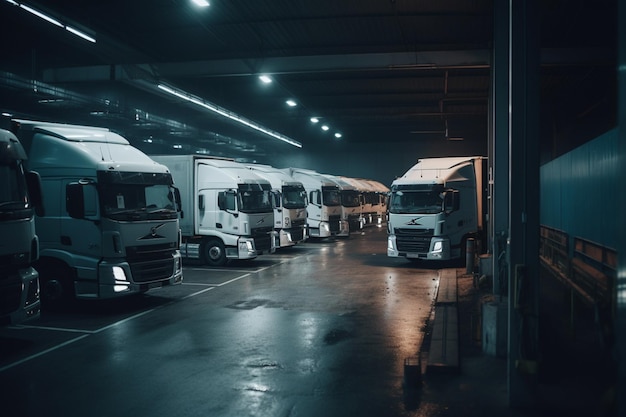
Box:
left=15, top=325, right=98, bottom=334
left=1, top=263, right=280, bottom=371
left=181, top=282, right=220, bottom=287
left=0, top=334, right=90, bottom=373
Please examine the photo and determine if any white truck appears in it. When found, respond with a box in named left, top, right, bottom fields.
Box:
left=0, top=128, right=43, bottom=323
left=387, top=156, right=487, bottom=262
left=245, top=164, right=308, bottom=249
left=150, top=155, right=275, bottom=266
left=283, top=168, right=346, bottom=238
left=341, top=177, right=389, bottom=227
left=11, top=120, right=183, bottom=309
left=322, top=174, right=363, bottom=234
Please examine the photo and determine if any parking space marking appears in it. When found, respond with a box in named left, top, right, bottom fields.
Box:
left=0, top=256, right=302, bottom=373
left=0, top=334, right=90, bottom=373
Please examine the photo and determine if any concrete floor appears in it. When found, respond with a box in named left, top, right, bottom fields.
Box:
left=0, top=227, right=614, bottom=417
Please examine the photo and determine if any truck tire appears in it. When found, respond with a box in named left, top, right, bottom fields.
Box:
left=202, top=238, right=227, bottom=267
left=38, top=261, right=74, bottom=311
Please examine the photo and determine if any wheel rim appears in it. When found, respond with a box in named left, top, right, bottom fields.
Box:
left=207, top=245, right=223, bottom=261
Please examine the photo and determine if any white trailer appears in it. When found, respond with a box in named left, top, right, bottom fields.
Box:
left=387, top=156, right=487, bottom=262
left=283, top=168, right=346, bottom=238
left=245, top=164, right=308, bottom=249
left=151, top=155, right=275, bottom=266
left=0, top=128, right=42, bottom=323
left=12, top=120, right=183, bottom=309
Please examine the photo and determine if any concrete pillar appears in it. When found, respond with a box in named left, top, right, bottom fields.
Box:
left=507, top=0, right=541, bottom=408
left=490, top=0, right=510, bottom=300
left=616, top=1, right=626, bottom=415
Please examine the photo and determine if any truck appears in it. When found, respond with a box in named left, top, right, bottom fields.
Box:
left=322, top=174, right=363, bottom=234
left=11, top=120, right=183, bottom=309
left=0, top=128, right=43, bottom=324
left=150, top=155, right=275, bottom=266
left=283, top=168, right=346, bottom=238
left=387, top=156, right=487, bottom=262
left=245, top=164, right=308, bottom=249
left=341, top=177, right=389, bottom=227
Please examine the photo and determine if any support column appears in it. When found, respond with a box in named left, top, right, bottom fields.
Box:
left=616, top=1, right=626, bottom=414
left=507, top=0, right=541, bottom=408
left=490, top=0, right=510, bottom=300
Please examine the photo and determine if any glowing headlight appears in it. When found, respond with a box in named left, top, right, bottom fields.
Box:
left=245, top=240, right=254, bottom=251
left=113, top=266, right=130, bottom=292
left=113, top=266, right=127, bottom=282
left=433, top=241, right=443, bottom=253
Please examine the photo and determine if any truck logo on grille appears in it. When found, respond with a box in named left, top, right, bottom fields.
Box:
left=139, top=223, right=166, bottom=240
left=406, top=217, right=423, bottom=226
left=256, top=218, right=265, bottom=225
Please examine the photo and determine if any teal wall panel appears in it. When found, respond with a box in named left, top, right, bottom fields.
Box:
left=540, top=129, right=619, bottom=249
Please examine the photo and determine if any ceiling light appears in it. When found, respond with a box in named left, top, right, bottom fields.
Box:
left=157, top=83, right=302, bottom=148
left=334, top=133, right=342, bottom=138
left=286, top=100, right=297, bottom=107
left=310, top=117, right=319, bottom=123
left=66, top=25, right=96, bottom=43
left=191, top=0, right=210, bottom=7
left=321, top=125, right=329, bottom=131
left=259, top=75, right=272, bottom=84
left=7, top=1, right=97, bottom=43
left=19, top=3, right=63, bottom=27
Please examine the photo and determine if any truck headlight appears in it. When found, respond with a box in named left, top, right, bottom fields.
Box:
left=284, top=217, right=290, bottom=226
left=113, top=266, right=130, bottom=292
left=433, top=241, right=443, bottom=253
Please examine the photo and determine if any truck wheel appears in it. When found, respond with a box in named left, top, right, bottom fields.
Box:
left=39, top=262, right=74, bottom=310
left=202, top=239, right=227, bottom=267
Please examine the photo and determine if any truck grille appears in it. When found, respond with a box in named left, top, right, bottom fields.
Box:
left=289, top=227, right=305, bottom=242
left=394, top=228, right=434, bottom=253
left=126, top=244, right=176, bottom=283
left=252, top=226, right=273, bottom=252
left=329, top=215, right=340, bottom=233
left=291, top=218, right=306, bottom=228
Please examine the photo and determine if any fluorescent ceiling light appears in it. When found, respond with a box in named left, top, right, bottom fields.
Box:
left=191, top=0, right=210, bottom=7
left=286, top=100, right=297, bottom=107
left=310, top=117, right=319, bottom=123
left=66, top=25, right=96, bottom=43
left=321, top=125, right=329, bottom=131
left=19, top=3, right=63, bottom=27
left=259, top=75, right=272, bottom=84
left=157, top=83, right=302, bottom=148
left=7, top=1, right=97, bottom=43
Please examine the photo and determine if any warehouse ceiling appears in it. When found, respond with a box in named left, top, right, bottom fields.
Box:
left=0, top=0, right=617, bottom=163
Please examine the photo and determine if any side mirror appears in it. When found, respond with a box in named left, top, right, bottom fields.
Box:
left=444, top=190, right=460, bottom=214
left=26, top=171, right=45, bottom=217
left=173, top=187, right=183, bottom=218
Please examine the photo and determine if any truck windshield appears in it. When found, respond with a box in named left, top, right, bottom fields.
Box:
left=0, top=160, right=31, bottom=215
left=389, top=190, right=443, bottom=214
left=238, top=190, right=272, bottom=213
left=98, top=171, right=177, bottom=220
left=282, top=185, right=307, bottom=209
left=322, top=186, right=341, bottom=206
left=341, top=190, right=361, bottom=207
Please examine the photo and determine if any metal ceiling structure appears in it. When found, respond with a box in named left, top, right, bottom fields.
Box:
left=0, top=0, right=617, bottom=164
